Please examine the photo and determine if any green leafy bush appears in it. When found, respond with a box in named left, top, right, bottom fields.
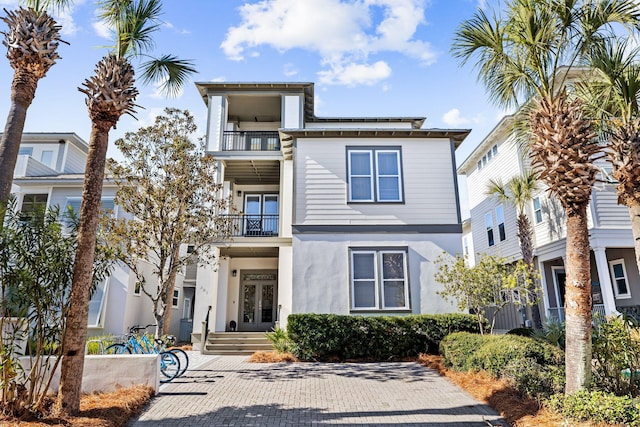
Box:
left=440, top=332, right=564, bottom=398
left=547, top=391, right=640, bottom=426
left=265, top=327, right=293, bottom=354
left=286, top=313, right=482, bottom=361
left=591, top=314, right=640, bottom=396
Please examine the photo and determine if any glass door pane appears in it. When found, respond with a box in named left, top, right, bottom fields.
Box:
left=242, top=284, right=256, bottom=324
left=244, top=195, right=262, bottom=236
left=260, top=284, right=274, bottom=323
left=263, top=195, right=278, bottom=235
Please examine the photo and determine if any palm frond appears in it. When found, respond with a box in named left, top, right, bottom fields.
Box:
left=139, top=55, right=196, bottom=98
left=24, top=0, right=72, bottom=13
left=486, top=178, right=509, bottom=201
left=98, top=0, right=162, bottom=58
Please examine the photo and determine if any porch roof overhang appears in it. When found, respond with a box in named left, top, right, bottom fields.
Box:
left=219, top=246, right=280, bottom=258
left=219, top=159, right=281, bottom=185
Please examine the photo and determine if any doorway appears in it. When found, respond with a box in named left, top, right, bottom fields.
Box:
left=238, top=270, right=277, bottom=331
left=551, top=266, right=566, bottom=321
left=243, top=194, right=278, bottom=236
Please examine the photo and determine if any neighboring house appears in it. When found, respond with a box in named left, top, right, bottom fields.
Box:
left=190, top=82, right=469, bottom=340
left=8, top=133, right=191, bottom=338
left=457, top=115, right=640, bottom=328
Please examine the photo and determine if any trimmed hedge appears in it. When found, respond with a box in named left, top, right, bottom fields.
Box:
left=440, top=332, right=565, bottom=398
left=548, top=391, right=640, bottom=426
left=286, top=313, right=482, bottom=361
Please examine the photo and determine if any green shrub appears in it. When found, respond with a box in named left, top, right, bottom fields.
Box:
left=440, top=331, right=564, bottom=398
left=591, top=314, right=640, bottom=396
left=286, top=313, right=481, bottom=361
left=266, top=327, right=293, bottom=354
left=507, top=327, right=534, bottom=337
left=547, top=391, right=640, bottom=426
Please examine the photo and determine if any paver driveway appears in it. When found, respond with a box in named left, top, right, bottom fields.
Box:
left=129, top=355, right=508, bottom=426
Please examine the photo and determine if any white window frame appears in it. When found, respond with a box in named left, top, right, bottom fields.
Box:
left=495, top=205, right=506, bottom=241
left=172, top=289, right=180, bottom=308
left=350, top=249, right=409, bottom=311
left=485, top=212, right=495, bottom=247
left=609, top=259, right=631, bottom=299
left=87, top=279, right=108, bottom=327
left=347, top=148, right=403, bottom=203
left=532, top=197, right=543, bottom=224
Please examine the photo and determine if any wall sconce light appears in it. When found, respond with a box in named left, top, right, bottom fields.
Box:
left=236, top=190, right=242, bottom=197
left=232, top=270, right=237, bottom=277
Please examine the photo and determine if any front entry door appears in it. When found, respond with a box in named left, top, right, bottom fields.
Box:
left=239, top=270, right=277, bottom=331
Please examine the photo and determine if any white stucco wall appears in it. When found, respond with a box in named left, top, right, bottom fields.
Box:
left=291, top=233, right=460, bottom=315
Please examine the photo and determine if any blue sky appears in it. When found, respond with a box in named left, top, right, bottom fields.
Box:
left=0, top=0, right=503, bottom=216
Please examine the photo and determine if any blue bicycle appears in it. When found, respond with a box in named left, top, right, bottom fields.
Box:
left=105, top=324, right=183, bottom=383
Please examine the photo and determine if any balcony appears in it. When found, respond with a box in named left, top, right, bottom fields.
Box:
left=222, top=131, right=280, bottom=152
left=222, top=214, right=279, bottom=237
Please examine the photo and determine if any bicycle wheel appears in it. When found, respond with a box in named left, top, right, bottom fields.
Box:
left=105, top=343, right=131, bottom=354
left=169, top=348, right=189, bottom=377
left=159, top=351, right=180, bottom=383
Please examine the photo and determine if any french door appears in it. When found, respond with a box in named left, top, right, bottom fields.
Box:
left=244, top=194, right=278, bottom=236
left=239, top=271, right=277, bottom=331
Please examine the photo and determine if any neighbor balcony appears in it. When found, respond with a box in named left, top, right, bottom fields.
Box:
left=222, top=131, right=280, bottom=152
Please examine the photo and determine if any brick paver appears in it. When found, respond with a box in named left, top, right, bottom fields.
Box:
left=129, top=355, right=508, bottom=426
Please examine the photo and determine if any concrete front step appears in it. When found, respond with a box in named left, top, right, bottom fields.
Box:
left=203, top=332, right=273, bottom=355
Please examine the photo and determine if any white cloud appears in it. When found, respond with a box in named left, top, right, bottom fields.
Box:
left=283, top=63, right=298, bottom=77
left=150, top=77, right=184, bottom=100
left=93, top=21, right=112, bottom=40
left=211, top=76, right=226, bottom=82
left=0, top=1, right=84, bottom=37
left=318, top=61, right=391, bottom=86
left=442, top=108, right=484, bottom=127
left=221, top=0, right=435, bottom=86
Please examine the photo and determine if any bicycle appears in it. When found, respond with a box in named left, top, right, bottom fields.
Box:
left=105, top=324, right=181, bottom=382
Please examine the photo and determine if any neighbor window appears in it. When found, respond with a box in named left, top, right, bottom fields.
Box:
left=485, top=212, right=495, bottom=246
left=40, top=150, right=53, bottom=167
left=172, top=289, right=180, bottom=308
left=496, top=205, right=506, bottom=241
left=18, top=147, right=33, bottom=156
left=350, top=249, right=409, bottom=310
left=347, top=148, right=403, bottom=202
left=87, top=279, right=107, bottom=327
left=609, top=259, right=631, bottom=298
left=533, top=197, right=543, bottom=224
left=64, top=197, right=115, bottom=225
left=20, top=193, right=48, bottom=219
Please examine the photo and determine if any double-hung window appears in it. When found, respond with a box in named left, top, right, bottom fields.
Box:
left=609, top=259, right=631, bottom=298
left=350, top=249, right=409, bottom=310
left=533, top=197, right=543, bottom=224
left=496, top=205, right=506, bottom=241
left=347, top=148, right=403, bottom=202
left=485, top=212, right=495, bottom=247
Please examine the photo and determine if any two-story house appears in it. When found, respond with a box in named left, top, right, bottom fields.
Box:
left=8, top=133, right=192, bottom=338
left=190, top=82, right=469, bottom=346
left=457, top=115, right=640, bottom=328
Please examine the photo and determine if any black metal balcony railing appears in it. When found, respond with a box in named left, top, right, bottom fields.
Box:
left=222, top=214, right=279, bottom=237
left=222, top=131, right=280, bottom=151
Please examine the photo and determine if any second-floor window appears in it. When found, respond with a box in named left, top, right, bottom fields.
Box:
left=496, top=205, right=506, bottom=241
left=485, top=212, right=494, bottom=246
left=533, top=197, right=543, bottom=224
left=347, top=148, right=403, bottom=203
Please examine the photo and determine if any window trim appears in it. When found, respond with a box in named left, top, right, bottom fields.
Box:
left=172, top=289, right=180, bottom=308
left=495, top=205, right=506, bottom=242
left=485, top=212, right=495, bottom=247
left=347, top=147, right=404, bottom=203
left=608, top=259, right=631, bottom=299
left=533, top=197, right=543, bottom=224
left=349, top=248, right=410, bottom=311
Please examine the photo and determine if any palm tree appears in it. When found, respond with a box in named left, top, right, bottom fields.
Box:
left=453, top=0, right=640, bottom=393
left=487, top=170, right=542, bottom=329
left=54, top=0, right=195, bottom=415
left=0, top=0, right=69, bottom=209
left=576, top=38, right=640, bottom=284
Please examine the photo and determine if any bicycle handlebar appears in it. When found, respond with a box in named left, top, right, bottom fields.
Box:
left=129, top=324, right=157, bottom=334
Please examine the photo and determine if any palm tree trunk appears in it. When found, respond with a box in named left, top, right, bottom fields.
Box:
left=0, top=70, right=38, bottom=205
left=564, top=204, right=592, bottom=393
left=517, top=213, right=542, bottom=329
left=629, top=203, right=640, bottom=284
left=54, top=121, right=111, bottom=415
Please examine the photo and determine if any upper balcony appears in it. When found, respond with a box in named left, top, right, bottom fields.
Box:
left=222, top=131, right=280, bottom=152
